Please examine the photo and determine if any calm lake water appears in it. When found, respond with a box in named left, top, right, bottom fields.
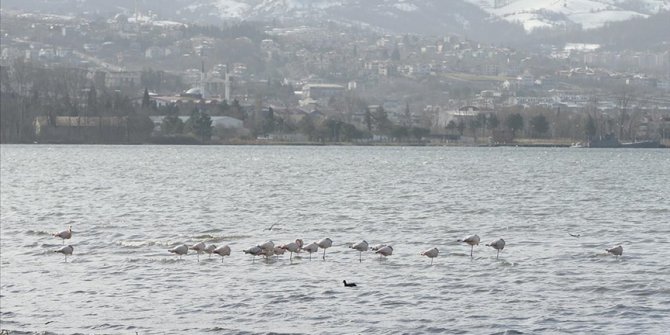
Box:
left=1, top=145, right=669, bottom=334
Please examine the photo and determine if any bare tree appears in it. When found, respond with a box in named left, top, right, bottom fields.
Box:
left=616, top=88, right=633, bottom=140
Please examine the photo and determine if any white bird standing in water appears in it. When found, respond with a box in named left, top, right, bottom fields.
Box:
left=273, top=246, right=285, bottom=259
left=458, top=234, right=480, bottom=258
left=486, top=238, right=506, bottom=259
left=317, top=238, right=333, bottom=260
left=375, top=245, right=393, bottom=260
left=258, top=241, right=275, bottom=262
left=243, top=245, right=263, bottom=262
left=54, top=244, right=74, bottom=262
left=259, top=241, right=275, bottom=253
left=606, top=245, right=623, bottom=258
left=52, top=225, right=72, bottom=244
left=301, top=242, right=319, bottom=261
left=370, top=244, right=386, bottom=251
left=204, top=244, right=217, bottom=258
left=190, top=242, right=206, bottom=262
left=261, top=247, right=275, bottom=261
left=168, top=244, right=188, bottom=260
left=421, top=247, right=439, bottom=264
left=350, top=240, right=369, bottom=262
left=280, top=240, right=302, bottom=261
left=213, top=245, right=231, bottom=262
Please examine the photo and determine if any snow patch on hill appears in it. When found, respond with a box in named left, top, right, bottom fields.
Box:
left=392, top=2, right=420, bottom=12
left=466, top=0, right=669, bottom=31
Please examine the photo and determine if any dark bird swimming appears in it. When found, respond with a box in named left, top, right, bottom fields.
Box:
left=343, top=280, right=357, bottom=287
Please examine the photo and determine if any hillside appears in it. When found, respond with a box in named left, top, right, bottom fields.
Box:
left=2, top=0, right=668, bottom=44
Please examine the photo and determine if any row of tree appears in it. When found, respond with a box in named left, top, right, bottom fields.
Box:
left=159, top=108, right=213, bottom=143
left=293, top=115, right=430, bottom=143
left=444, top=112, right=549, bottom=139
left=153, top=104, right=432, bottom=144
left=1, top=60, right=155, bottom=143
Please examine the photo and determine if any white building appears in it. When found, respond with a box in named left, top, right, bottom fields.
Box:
left=302, top=84, right=345, bottom=100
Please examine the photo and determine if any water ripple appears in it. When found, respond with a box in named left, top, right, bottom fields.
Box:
left=1, top=145, right=669, bottom=334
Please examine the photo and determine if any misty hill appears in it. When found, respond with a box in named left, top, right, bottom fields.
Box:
left=2, top=0, right=668, bottom=45
left=523, top=10, right=670, bottom=50
left=0, top=0, right=523, bottom=43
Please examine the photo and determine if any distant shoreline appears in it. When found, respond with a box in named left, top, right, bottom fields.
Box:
left=4, top=140, right=667, bottom=148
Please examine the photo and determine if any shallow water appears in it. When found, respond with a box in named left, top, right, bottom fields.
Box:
left=1, top=145, right=669, bottom=334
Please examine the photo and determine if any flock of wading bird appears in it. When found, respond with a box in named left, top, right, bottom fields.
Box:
left=49, top=226, right=625, bottom=265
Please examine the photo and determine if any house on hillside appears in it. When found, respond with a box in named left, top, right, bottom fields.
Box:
left=434, top=106, right=480, bottom=128
left=302, top=84, right=344, bottom=102
left=105, top=71, right=141, bottom=89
